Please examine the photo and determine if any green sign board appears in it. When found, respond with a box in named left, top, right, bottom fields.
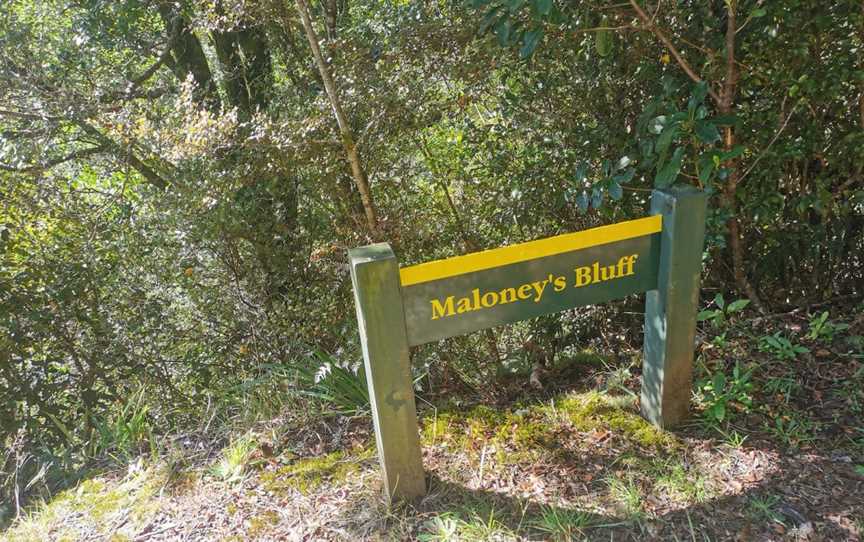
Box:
left=349, top=186, right=707, bottom=501
left=400, top=215, right=661, bottom=345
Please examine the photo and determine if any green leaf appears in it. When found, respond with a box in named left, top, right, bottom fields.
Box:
left=710, top=115, right=739, bottom=126
left=616, top=155, right=632, bottom=170
left=591, top=187, right=604, bottom=209
left=649, top=115, right=667, bottom=135
left=712, top=402, right=726, bottom=422
left=750, top=7, right=766, bottom=18
left=727, top=299, right=750, bottom=313
left=495, top=18, right=512, bottom=46
left=508, top=0, right=526, bottom=13
left=612, top=168, right=635, bottom=184
left=601, top=159, right=612, bottom=177
left=695, top=120, right=721, bottom=144
left=575, top=162, right=587, bottom=183
left=654, top=146, right=684, bottom=187
left=656, top=122, right=680, bottom=154
left=608, top=181, right=623, bottom=201
left=595, top=29, right=613, bottom=57
left=698, top=161, right=715, bottom=183
left=640, top=139, right=654, bottom=158
left=697, top=309, right=717, bottom=321
left=534, top=0, right=552, bottom=16
left=693, top=82, right=709, bottom=104
left=519, top=27, right=543, bottom=58
left=719, top=145, right=745, bottom=161
left=575, top=191, right=589, bottom=213
left=479, top=8, right=501, bottom=33
left=714, top=293, right=725, bottom=310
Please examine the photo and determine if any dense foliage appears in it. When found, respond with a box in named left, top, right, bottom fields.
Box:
left=1, top=0, right=862, bottom=518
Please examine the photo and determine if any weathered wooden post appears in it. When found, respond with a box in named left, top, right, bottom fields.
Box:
left=641, top=186, right=708, bottom=428
left=348, top=243, right=426, bottom=501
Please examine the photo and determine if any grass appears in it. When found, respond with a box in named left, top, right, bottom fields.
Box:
left=418, top=508, right=517, bottom=542
left=747, top=494, right=784, bottom=525
left=209, top=436, right=257, bottom=483
left=531, top=505, right=594, bottom=541
left=653, top=460, right=713, bottom=505
left=606, top=474, right=644, bottom=521
left=3, top=464, right=167, bottom=542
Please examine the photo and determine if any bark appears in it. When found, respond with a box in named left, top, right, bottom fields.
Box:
left=212, top=26, right=273, bottom=115
left=324, top=0, right=338, bottom=40
left=156, top=4, right=220, bottom=110
left=717, top=1, right=766, bottom=313
left=295, top=0, right=380, bottom=239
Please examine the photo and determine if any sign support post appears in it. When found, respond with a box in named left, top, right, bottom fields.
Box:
left=348, top=243, right=426, bottom=501
left=641, top=187, right=708, bottom=428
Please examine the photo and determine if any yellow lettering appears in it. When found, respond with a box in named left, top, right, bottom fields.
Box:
left=531, top=279, right=549, bottom=302
left=518, top=284, right=533, bottom=299
left=553, top=275, right=567, bottom=291
left=430, top=296, right=455, bottom=320
left=625, top=254, right=638, bottom=276
left=575, top=266, right=592, bottom=287
left=456, top=297, right=474, bottom=314
left=499, top=287, right=518, bottom=304
left=481, top=291, right=499, bottom=308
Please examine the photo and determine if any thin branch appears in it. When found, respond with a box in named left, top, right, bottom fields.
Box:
left=571, top=25, right=636, bottom=35
left=739, top=100, right=800, bottom=183
left=628, top=0, right=722, bottom=105
left=74, top=120, right=170, bottom=189
left=126, top=16, right=182, bottom=94
left=0, top=145, right=106, bottom=173
left=721, top=0, right=737, bottom=112
left=0, top=109, right=64, bottom=121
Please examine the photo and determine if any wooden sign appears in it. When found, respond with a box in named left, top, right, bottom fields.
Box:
left=349, top=186, right=707, bottom=501
left=400, top=215, right=661, bottom=345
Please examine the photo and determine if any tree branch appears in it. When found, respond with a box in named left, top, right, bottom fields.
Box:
left=295, top=0, right=380, bottom=238
left=628, top=0, right=722, bottom=105
left=721, top=0, right=738, bottom=112
left=739, top=100, right=800, bottom=184
left=0, top=145, right=107, bottom=173
left=74, top=120, right=170, bottom=189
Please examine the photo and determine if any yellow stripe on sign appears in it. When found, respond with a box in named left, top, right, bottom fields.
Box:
left=400, top=215, right=662, bottom=286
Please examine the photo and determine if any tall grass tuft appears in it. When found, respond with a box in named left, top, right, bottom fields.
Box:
left=91, top=388, right=156, bottom=461
left=293, top=349, right=369, bottom=416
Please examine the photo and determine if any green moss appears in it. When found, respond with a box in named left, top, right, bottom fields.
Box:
left=4, top=466, right=165, bottom=542
left=247, top=509, right=280, bottom=537
left=493, top=413, right=554, bottom=449
left=260, top=450, right=360, bottom=495
left=422, top=412, right=459, bottom=446
left=553, top=351, right=608, bottom=371
left=552, top=391, right=676, bottom=449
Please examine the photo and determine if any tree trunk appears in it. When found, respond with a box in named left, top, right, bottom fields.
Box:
left=156, top=3, right=220, bottom=110
left=718, top=1, right=766, bottom=313
left=630, top=0, right=765, bottom=312
left=295, top=0, right=380, bottom=239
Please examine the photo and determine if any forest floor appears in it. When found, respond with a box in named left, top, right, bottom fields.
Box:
left=2, top=309, right=863, bottom=541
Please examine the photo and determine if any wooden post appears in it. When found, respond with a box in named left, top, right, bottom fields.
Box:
left=348, top=243, right=426, bottom=500
left=641, top=186, right=708, bottom=428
